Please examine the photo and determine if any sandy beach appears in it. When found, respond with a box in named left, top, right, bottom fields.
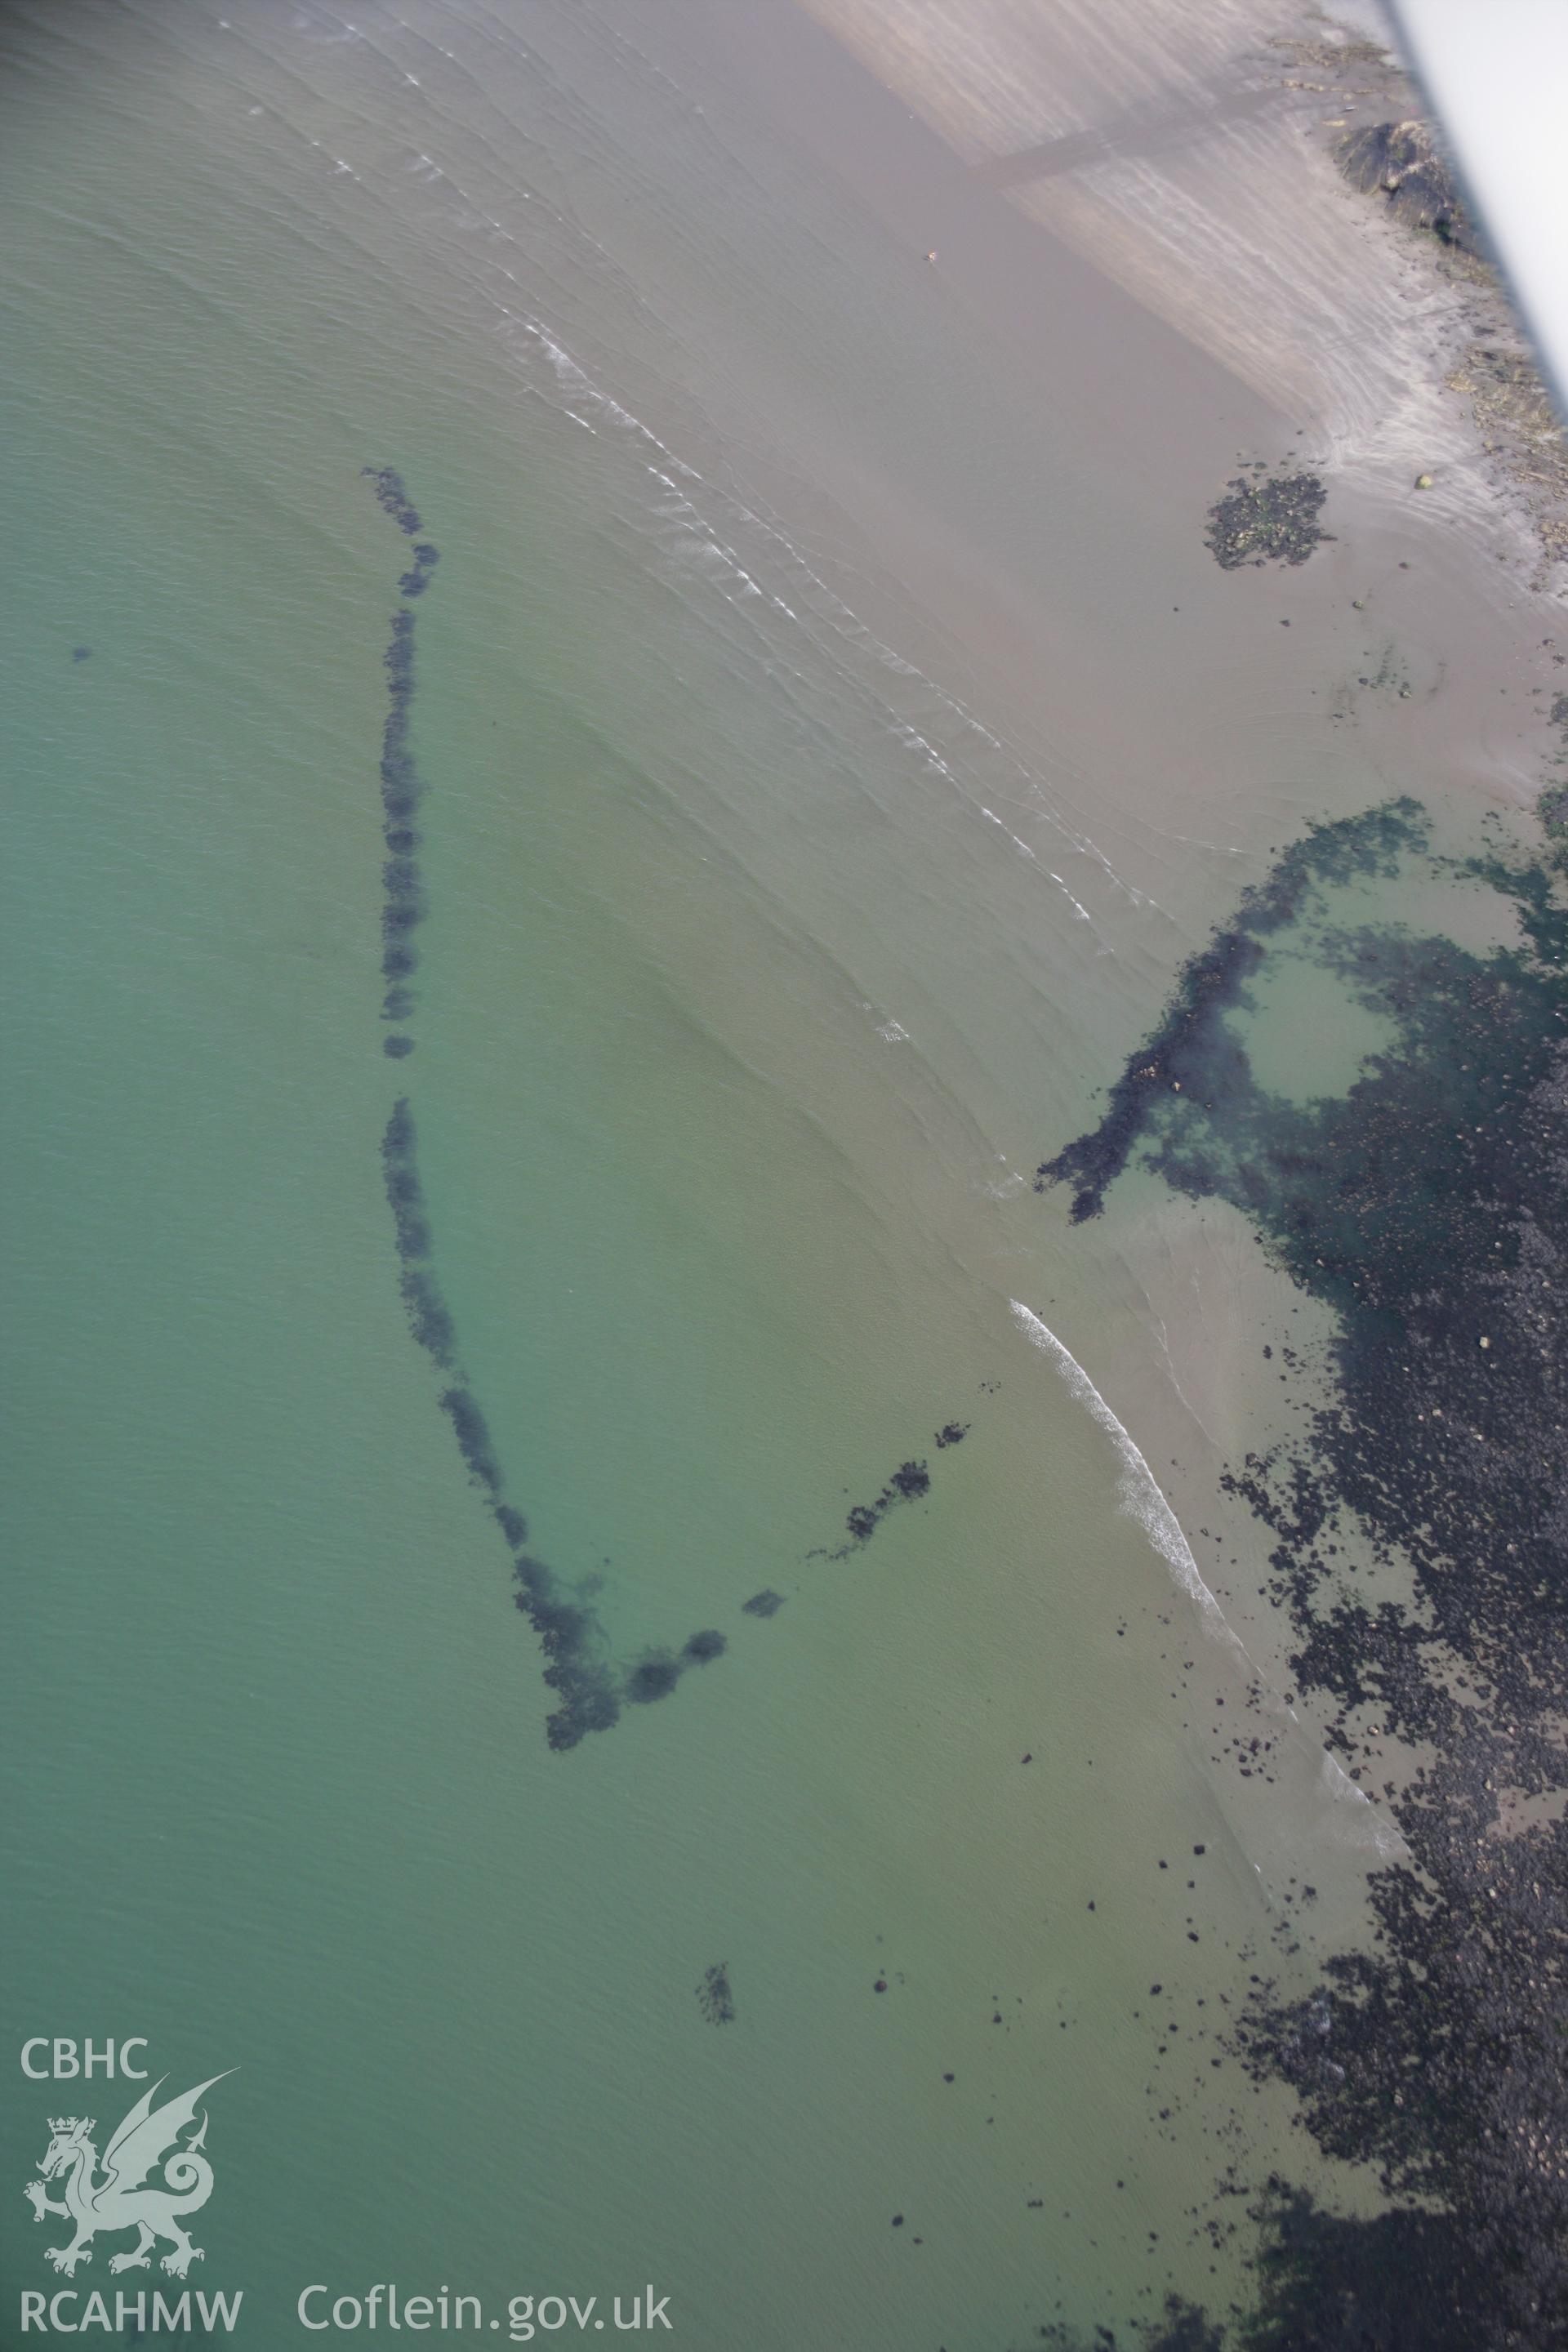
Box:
left=619, top=0, right=1568, bottom=1734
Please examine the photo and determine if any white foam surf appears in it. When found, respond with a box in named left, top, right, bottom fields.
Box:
left=481, top=305, right=1160, bottom=921
left=1009, top=1298, right=1406, bottom=1860
left=1010, top=1298, right=1234, bottom=1637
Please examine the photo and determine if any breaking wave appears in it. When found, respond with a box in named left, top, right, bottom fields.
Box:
left=1010, top=1298, right=1232, bottom=1637
left=1009, top=1298, right=1405, bottom=1858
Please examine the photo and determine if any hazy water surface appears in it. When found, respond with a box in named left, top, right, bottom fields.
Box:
left=0, top=5, right=1424, bottom=2344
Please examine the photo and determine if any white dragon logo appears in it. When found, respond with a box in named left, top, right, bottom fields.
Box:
left=24, top=2073, right=233, bottom=2280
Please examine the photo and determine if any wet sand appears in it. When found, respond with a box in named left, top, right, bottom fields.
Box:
left=609, top=6, right=1568, bottom=2341
left=614, top=0, right=1568, bottom=1717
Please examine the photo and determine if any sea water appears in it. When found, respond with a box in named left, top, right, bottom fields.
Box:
left=0, top=4, right=1432, bottom=2343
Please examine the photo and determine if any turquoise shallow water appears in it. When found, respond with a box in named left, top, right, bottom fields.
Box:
left=0, top=5, right=1419, bottom=2345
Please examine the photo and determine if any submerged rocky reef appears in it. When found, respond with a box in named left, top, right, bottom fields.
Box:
left=363, top=472, right=742, bottom=1751
left=697, top=1962, right=736, bottom=2025
left=1039, top=802, right=1568, bottom=2348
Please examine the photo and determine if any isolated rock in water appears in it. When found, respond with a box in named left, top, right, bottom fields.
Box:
left=1338, top=120, right=1481, bottom=256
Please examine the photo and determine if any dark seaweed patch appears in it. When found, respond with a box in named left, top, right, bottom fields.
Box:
left=741, top=1588, right=785, bottom=1618
left=381, top=1120, right=434, bottom=1264
left=624, top=1627, right=731, bottom=1707
left=362, top=463, right=423, bottom=537
left=439, top=1386, right=501, bottom=1495
left=399, top=542, right=441, bottom=599
left=1036, top=799, right=1428, bottom=1221
left=400, top=1268, right=455, bottom=1366
left=935, top=1421, right=969, bottom=1448
left=1537, top=696, right=1568, bottom=872
left=697, top=1962, right=735, bottom=2025
left=821, top=1453, right=936, bottom=1557
left=625, top=1653, right=682, bottom=1705
left=509, top=1554, right=623, bottom=1752
left=1040, top=802, right=1568, bottom=2345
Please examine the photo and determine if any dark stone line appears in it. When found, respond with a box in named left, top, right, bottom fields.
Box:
left=364, top=475, right=627, bottom=1751
left=363, top=470, right=742, bottom=1754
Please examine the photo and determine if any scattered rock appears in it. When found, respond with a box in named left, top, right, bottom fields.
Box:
left=1205, top=470, right=1331, bottom=570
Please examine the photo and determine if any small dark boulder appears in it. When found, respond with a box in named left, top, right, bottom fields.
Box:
left=1205, top=471, right=1330, bottom=570
left=1338, top=120, right=1481, bottom=256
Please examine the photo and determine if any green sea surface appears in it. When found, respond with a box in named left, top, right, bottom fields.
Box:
left=1, top=5, right=1401, bottom=2345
